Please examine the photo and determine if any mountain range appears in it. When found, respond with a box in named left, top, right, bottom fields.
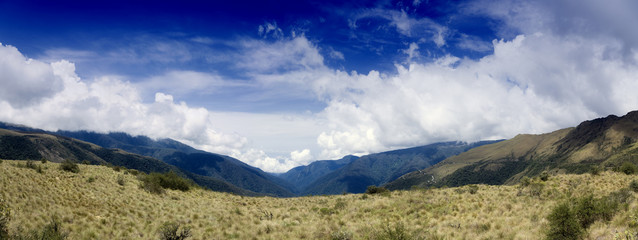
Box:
left=3, top=110, right=637, bottom=196
left=386, top=110, right=638, bottom=190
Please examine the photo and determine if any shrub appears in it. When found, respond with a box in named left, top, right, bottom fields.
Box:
left=87, top=176, right=96, bottom=183
left=520, top=176, right=531, bottom=186
left=159, top=222, right=191, bottom=240
left=0, top=199, right=10, bottom=240
left=630, top=180, right=638, bottom=193
left=37, top=217, right=68, bottom=240
left=546, top=202, right=583, bottom=240
left=366, top=186, right=389, bottom=195
left=40, top=158, right=47, bottom=164
left=331, top=229, right=353, bottom=240
left=139, top=171, right=192, bottom=194
left=573, top=195, right=600, bottom=229
left=372, top=222, right=411, bottom=240
left=539, top=171, right=550, bottom=181
left=619, top=162, right=637, bottom=175
left=117, top=175, right=126, bottom=186
left=467, top=185, right=479, bottom=194
left=59, top=160, right=79, bottom=173
left=14, top=217, right=69, bottom=240
left=589, top=166, right=601, bottom=176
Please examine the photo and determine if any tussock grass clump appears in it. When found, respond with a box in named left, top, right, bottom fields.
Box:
left=0, top=199, right=9, bottom=239
left=158, top=221, right=191, bottom=240
left=12, top=217, right=68, bottom=240
left=59, top=160, right=79, bottom=173
left=630, top=180, right=638, bottom=193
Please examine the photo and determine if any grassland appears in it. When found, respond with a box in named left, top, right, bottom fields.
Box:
left=1, top=160, right=638, bottom=239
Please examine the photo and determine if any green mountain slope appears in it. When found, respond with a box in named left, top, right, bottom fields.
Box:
left=0, top=125, right=295, bottom=197
left=386, top=110, right=638, bottom=190
left=302, top=141, right=499, bottom=195
left=0, top=128, right=256, bottom=196
left=50, top=130, right=295, bottom=197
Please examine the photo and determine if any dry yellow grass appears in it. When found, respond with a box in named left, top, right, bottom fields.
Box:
left=1, top=160, right=637, bottom=239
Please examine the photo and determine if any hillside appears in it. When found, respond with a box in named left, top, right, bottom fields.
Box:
left=302, top=141, right=499, bottom=195
left=278, top=155, right=358, bottom=193
left=0, top=128, right=255, bottom=196
left=386, top=111, right=638, bottom=190
left=0, top=125, right=295, bottom=197
left=53, top=130, right=295, bottom=197
left=1, top=160, right=637, bottom=239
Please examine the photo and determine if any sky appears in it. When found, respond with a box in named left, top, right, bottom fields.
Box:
left=1, top=0, right=638, bottom=173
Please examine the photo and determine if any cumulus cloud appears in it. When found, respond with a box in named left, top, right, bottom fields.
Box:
left=0, top=43, right=63, bottom=107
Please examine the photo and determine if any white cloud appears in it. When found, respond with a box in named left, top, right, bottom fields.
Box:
left=290, top=149, right=312, bottom=164
left=402, top=42, right=420, bottom=62
left=350, top=9, right=448, bottom=47
left=258, top=21, right=284, bottom=39
left=237, top=36, right=324, bottom=73
left=0, top=43, right=63, bottom=107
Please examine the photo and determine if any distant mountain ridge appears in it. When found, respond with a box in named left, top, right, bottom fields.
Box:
left=278, top=155, right=359, bottom=193
left=300, top=141, right=500, bottom=195
left=386, top=110, right=638, bottom=190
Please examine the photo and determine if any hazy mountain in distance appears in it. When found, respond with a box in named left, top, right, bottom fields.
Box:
left=302, top=141, right=500, bottom=195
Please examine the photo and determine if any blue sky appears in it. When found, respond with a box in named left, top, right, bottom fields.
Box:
left=1, top=0, right=638, bottom=172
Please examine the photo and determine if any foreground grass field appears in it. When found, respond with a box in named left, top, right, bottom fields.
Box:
left=1, top=160, right=638, bottom=239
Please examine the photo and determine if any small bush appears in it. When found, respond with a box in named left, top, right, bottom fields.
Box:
left=26, top=160, right=36, bottom=169
left=159, top=222, right=191, bottom=240
left=59, top=160, right=79, bottom=173
left=126, top=169, right=140, bottom=176
left=589, top=166, right=601, bottom=176
left=117, top=175, right=125, bottom=186
left=0, top=199, right=10, bottom=239
left=630, top=180, right=638, bottom=193
left=38, top=217, right=68, bottom=240
left=539, top=171, right=550, bottom=181
left=331, top=229, right=353, bottom=240
left=40, top=158, right=47, bottom=164
left=366, top=186, right=389, bottom=195
left=520, top=176, right=531, bottom=186
left=619, top=162, right=637, bottom=175
left=467, top=185, right=479, bottom=194
left=87, top=176, right=96, bottom=183
left=139, top=171, right=192, bottom=194
left=14, top=217, right=69, bottom=240
left=372, top=222, right=411, bottom=240
left=24, top=160, right=43, bottom=174
left=546, top=202, right=583, bottom=240
left=574, top=195, right=600, bottom=229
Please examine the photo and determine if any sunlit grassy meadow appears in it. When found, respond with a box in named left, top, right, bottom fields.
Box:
left=1, top=160, right=637, bottom=239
